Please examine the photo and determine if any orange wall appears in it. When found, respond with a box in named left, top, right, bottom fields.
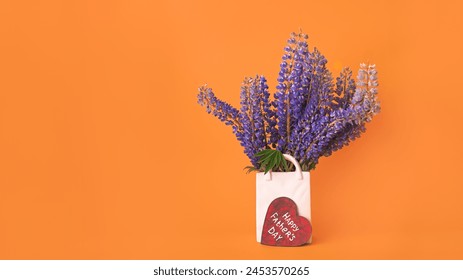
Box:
left=0, top=0, right=462, bottom=259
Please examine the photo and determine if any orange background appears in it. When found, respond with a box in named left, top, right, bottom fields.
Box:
left=1, top=0, right=462, bottom=259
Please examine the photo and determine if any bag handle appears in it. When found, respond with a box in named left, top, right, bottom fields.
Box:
left=264, top=154, right=303, bottom=181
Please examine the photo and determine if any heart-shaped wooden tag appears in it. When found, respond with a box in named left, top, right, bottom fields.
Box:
left=261, top=197, right=312, bottom=246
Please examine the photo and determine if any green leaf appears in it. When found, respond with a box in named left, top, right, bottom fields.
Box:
left=252, top=148, right=303, bottom=174
left=243, top=166, right=258, bottom=174
left=260, top=155, right=272, bottom=167
left=308, top=162, right=317, bottom=171
left=255, top=149, right=272, bottom=157
left=282, top=156, right=289, bottom=172
left=257, top=156, right=269, bottom=163
left=275, top=153, right=282, bottom=171
left=257, top=150, right=273, bottom=163
left=266, top=155, right=277, bottom=173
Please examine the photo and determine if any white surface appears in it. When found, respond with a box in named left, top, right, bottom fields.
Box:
left=0, top=260, right=462, bottom=280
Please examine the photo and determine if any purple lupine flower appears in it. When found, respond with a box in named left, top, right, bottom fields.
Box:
left=197, top=31, right=380, bottom=172
left=240, top=76, right=281, bottom=166
left=197, top=85, right=245, bottom=148
left=307, top=107, right=361, bottom=163
left=274, top=32, right=299, bottom=152
left=286, top=36, right=310, bottom=156
left=197, top=77, right=278, bottom=168
left=291, top=48, right=330, bottom=165
left=289, top=38, right=309, bottom=124
left=249, top=77, right=266, bottom=157
left=351, top=63, right=380, bottom=117
left=334, top=67, right=356, bottom=110
left=304, top=48, right=328, bottom=122
left=197, top=85, right=242, bottom=132
left=240, top=77, right=277, bottom=167
left=305, top=64, right=380, bottom=165
left=239, top=78, right=257, bottom=166
left=258, top=76, right=279, bottom=148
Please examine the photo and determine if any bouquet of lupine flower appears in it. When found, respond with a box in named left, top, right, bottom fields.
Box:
left=197, top=31, right=380, bottom=173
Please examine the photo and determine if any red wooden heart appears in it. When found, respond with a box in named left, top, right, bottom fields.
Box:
left=261, top=197, right=312, bottom=246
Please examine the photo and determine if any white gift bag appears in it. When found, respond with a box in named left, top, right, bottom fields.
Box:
left=256, top=154, right=311, bottom=244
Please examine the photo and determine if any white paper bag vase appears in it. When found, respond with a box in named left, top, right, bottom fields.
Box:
left=256, top=154, right=312, bottom=245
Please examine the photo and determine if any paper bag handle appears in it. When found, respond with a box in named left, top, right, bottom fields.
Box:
left=264, top=154, right=303, bottom=181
